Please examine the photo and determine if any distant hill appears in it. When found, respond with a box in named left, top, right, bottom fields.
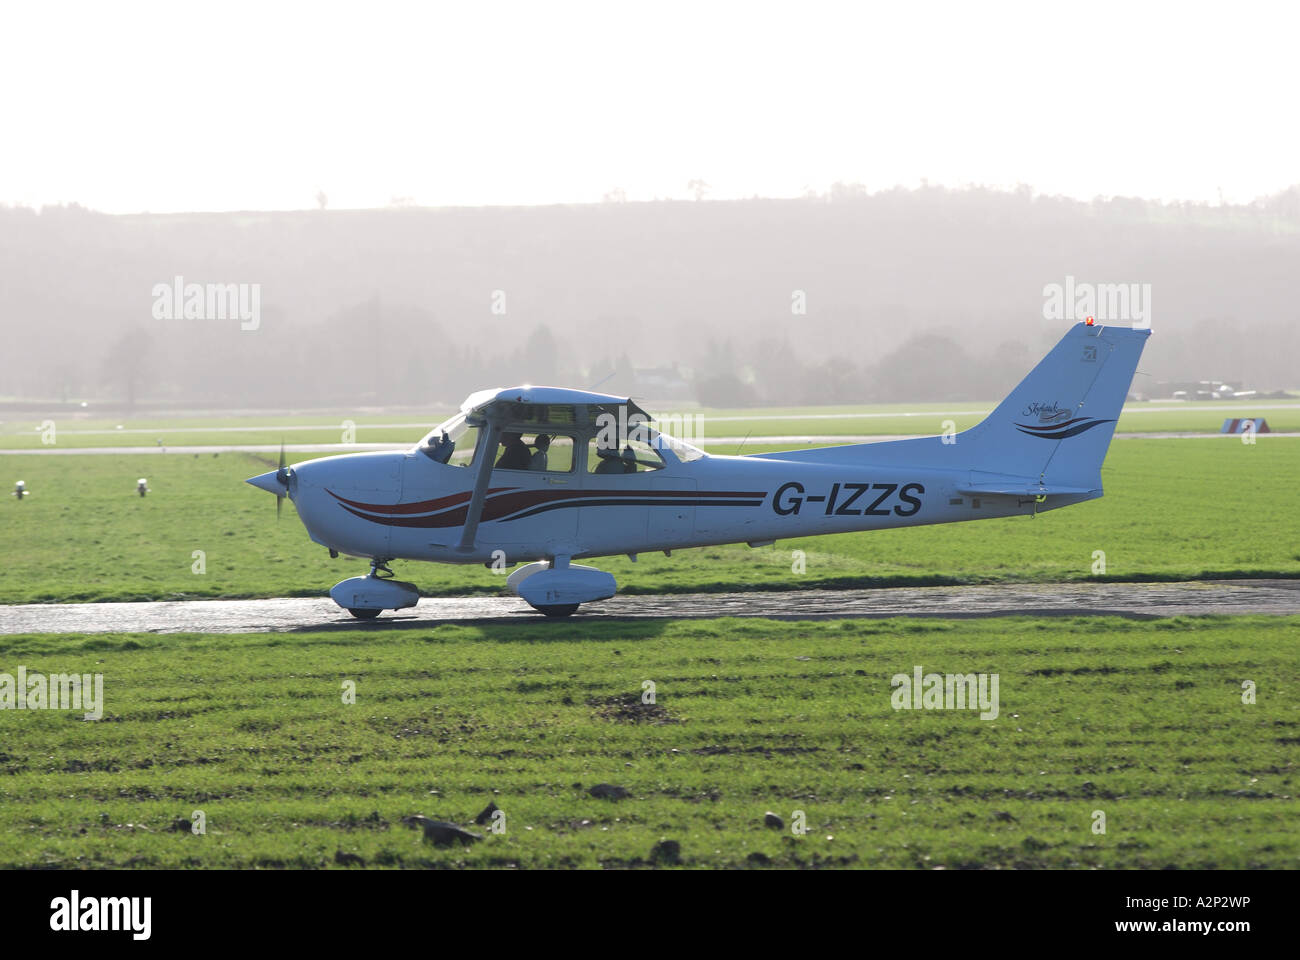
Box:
left=3, top=185, right=1298, bottom=410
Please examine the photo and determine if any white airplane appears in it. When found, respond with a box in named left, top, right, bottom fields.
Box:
left=248, top=321, right=1150, bottom=618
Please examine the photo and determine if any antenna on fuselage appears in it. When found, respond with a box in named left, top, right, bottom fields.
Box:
left=587, top=370, right=617, bottom=392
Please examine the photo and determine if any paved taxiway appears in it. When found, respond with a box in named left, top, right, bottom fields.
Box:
left=1, top=579, right=1296, bottom=634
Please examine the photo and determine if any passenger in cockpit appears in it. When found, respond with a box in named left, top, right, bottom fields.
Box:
left=529, top=434, right=551, bottom=471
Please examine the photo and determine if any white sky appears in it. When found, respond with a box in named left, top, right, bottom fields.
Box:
left=2, top=0, right=1297, bottom=213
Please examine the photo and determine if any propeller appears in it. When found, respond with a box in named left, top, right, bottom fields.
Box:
left=275, top=442, right=289, bottom=519
left=244, top=443, right=295, bottom=513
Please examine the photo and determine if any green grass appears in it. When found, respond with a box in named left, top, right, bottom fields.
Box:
left=1, top=439, right=1297, bottom=604
left=0, top=615, right=1294, bottom=869
left=2, top=399, right=1296, bottom=448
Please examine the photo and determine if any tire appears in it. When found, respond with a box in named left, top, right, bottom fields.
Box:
left=534, top=603, right=579, bottom=618
left=348, top=607, right=382, bottom=620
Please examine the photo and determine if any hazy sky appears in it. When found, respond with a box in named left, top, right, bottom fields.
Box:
left=4, top=0, right=1297, bottom=213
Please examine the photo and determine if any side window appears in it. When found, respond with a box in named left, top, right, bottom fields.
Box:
left=531, top=434, right=574, bottom=473
left=492, top=432, right=575, bottom=473
left=588, top=435, right=665, bottom=474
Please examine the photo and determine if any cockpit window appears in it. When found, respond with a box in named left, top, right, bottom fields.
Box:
left=493, top=432, right=576, bottom=473
left=588, top=434, right=665, bottom=474
left=496, top=403, right=581, bottom=426
left=419, top=410, right=704, bottom=469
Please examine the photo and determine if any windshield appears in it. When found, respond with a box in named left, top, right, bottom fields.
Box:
left=651, top=428, right=707, bottom=463
left=417, top=413, right=479, bottom=465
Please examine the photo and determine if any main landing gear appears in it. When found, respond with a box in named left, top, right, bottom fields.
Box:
left=325, top=556, right=619, bottom=620
left=506, top=557, right=617, bottom=618
left=535, top=604, right=580, bottom=618
left=328, top=558, right=420, bottom=620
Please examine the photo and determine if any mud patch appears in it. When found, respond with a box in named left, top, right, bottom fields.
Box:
left=691, top=744, right=820, bottom=757
left=588, top=693, right=681, bottom=724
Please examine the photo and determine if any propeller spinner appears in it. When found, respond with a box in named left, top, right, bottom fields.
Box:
left=245, top=442, right=294, bottom=518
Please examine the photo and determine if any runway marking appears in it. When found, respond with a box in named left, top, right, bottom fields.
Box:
left=3, top=434, right=1296, bottom=455
left=5, top=400, right=1297, bottom=437
left=4, top=401, right=1297, bottom=449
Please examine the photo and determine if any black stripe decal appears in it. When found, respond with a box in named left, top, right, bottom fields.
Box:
left=503, top=498, right=764, bottom=522
left=1015, top=418, right=1115, bottom=440
left=1016, top=417, right=1092, bottom=432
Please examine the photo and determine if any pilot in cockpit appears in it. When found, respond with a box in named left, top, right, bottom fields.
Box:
left=496, top=432, right=531, bottom=470
left=425, top=431, right=454, bottom=463
left=592, top=442, right=621, bottom=474
left=594, top=443, right=639, bottom=474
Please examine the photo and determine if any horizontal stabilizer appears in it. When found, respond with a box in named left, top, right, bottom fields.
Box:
left=957, top=478, right=1097, bottom=498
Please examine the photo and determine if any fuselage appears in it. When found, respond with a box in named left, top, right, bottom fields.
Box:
left=247, top=325, right=1150, bottom=617
left=282, top=445, right=1082, bottom=566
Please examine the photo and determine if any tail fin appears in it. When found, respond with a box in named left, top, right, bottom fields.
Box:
left=755, top=322, right=1151, bottom=493
left=960, top=322, right=1150, bottom=489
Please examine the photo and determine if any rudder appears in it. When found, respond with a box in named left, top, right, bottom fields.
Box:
left=960, top=322, right=1151, bottom=489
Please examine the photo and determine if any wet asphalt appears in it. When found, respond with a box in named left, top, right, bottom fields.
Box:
left=1, top=579, right=1296, bottom=634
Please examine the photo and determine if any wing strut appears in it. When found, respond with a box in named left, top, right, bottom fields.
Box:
left=457, top=419, right=501, bottom=552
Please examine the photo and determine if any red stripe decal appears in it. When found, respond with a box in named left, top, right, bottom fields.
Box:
left=326, top=488, right=512, bottom=515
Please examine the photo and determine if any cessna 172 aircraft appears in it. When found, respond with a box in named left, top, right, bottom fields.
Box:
left=248, top=321, right=1149, bottom=618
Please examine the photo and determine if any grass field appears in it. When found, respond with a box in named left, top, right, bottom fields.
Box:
left=1, top=438, right=1297, bottom=604
left=3, top=412, right=1296, bottom=873
left=2, top=399, right=1297, bottom=449
left=0, top=615, right=1294, bottom=869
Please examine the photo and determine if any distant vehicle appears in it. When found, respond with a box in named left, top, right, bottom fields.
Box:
left=248, top=322, right=1151, bottom=619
